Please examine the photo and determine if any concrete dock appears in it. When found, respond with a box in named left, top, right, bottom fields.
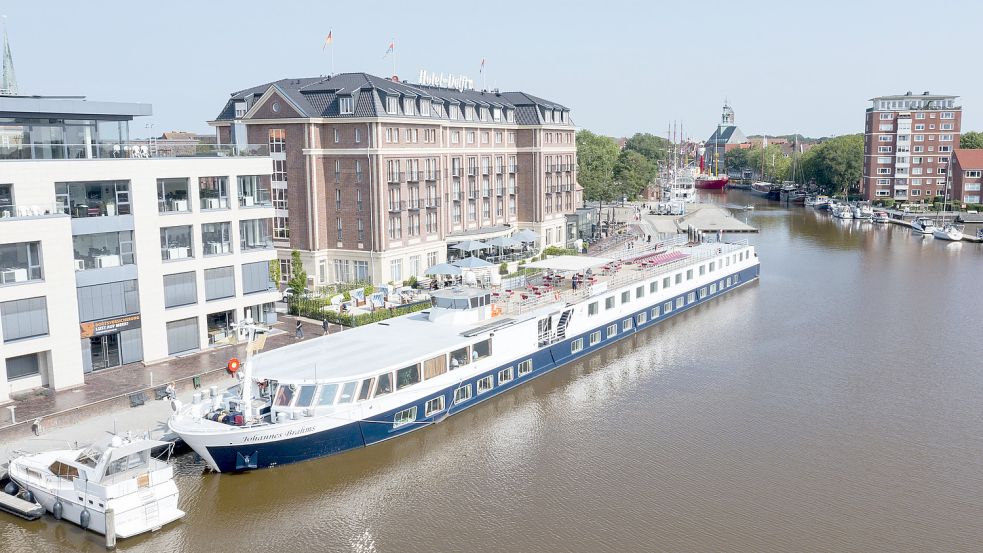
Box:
left=638, top=204, right=758, bottom=235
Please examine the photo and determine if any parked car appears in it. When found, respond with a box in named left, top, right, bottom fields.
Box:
left=281, top=288, right=312, bottom=303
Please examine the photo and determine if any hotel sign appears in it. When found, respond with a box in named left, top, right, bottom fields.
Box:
left=417, top=70, right=474, bottom=92
left=80, top=314, right=141, bottom=339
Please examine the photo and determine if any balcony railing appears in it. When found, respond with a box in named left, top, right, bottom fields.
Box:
left=388, top=201, right=404, bottom=212
left=406, top=171, right=420, bottom=182
left=1, top=203, right=64, bottom=220
left=468, top=190, right=478, bottom=199
left=406, top=199, right=421, bottom=210
left=508, top=165, right=518, bottom=173
left=425, top=170, right=441, bottom=181
left=482, top=188, right=491, bottom=197
left=425, top=197, right=441, bottom=208
left=0, top=142, right=270, bottom=161
left=495, top=187, right=505, bottom=196
left=451, top=168, right=461, bottom=177
left=467, top=168, right=478, bottom=176
left=452, top=191, right=462, bottom=201
left=387, top=172, right=403, bottom=183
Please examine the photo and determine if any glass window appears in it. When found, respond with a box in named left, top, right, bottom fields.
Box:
left=73, top=231, right=135, bottom=270
left=650, top=281, right=657, bottom=293
left=199, top=176, right=229, bottom=209
left=374, top=373, right=393, bottom=396
left=202, top=222, right=232, bottom=255
left=160, top=226, right=194, bottom=261
left=163, top=271, right=197, bottom=308
left=0, top=242, right=43, bottom=284
left=357, top=378, right=374, bottom=401
left=477, top=375, right=493, bottom=393
left=295, top=385, right=317, bottom=407
left=6, top=352, right=41, bottom=381
left=316, top=384, right=339, bottom=406
left=675, top=274, right=682, bottom=284
left=498, top=367, right=514, bottom=384
left=571, top=339, right=583, bottom=353
left=338, top=381, right=358, bottom=403
left=449, top=347, right=470, bottom=368
left=605, top=297, right=615, bottom=310
left=424, top=396, right=445, bottom=417
left=622, top=319, right=632, bottom=331
left=621, top=291, right=630, bottom=304
left=472, top=339, right=491, bottom=359
left=204, top=266, right=235, bottom=301
left=663, top=277, right=670, bottom=288
left=396, top=364, right=420, bottom=389
left=238, top=175, right=272, bottom=207
left=1, top=297, right=49, bottom=342
left=240, top=219, right=272, bottom=250
left=636, top=285, right=645, bottom=298
left=590, top=331, right=601, bottom=346
left=56, top=181, right=130, bottom=217
left=393, top=406, right=417, bottom=427
left=518, top=360, right=533, bottom=375
left=588, top=302, right=599, bottom=316
left=607, top=324, right=617, bottom=337
left=454, top=384, right=472, bottom=403
left=157, top=178, right=190, bottom=213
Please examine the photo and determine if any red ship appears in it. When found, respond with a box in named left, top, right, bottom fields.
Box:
left=694, top=150, right=729, bottom=189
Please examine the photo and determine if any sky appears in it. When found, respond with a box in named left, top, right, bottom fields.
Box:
left=3, top=0, right=982, bottom=140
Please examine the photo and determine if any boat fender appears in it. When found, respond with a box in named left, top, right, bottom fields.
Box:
left=52, top=500, right=63, bottom=520
left=227, top=357, right=240, bottom=375
left=3, top=481, right=18, bottom=495
left=170, top=399, right=183, bottom=413
left=79, top=508, right=90, bottom=529
left=22, top=490, right=34, bottom=503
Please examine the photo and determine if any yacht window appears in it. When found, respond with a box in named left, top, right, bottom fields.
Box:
left=294, top=385, right=317, bottom=407
left=338, top=381, right=358, bottom=403
left=357, top=378, right=374, bottom=401
left=477, top=375, right=494, bottom=393
left=393, top=406, right=417, bottom=428
left=607, top=324, right=617, bottom=337
left=675, top=274, right=682, bottom=284
left=425, top=396, right=445, bottom=417
left=518, top=359, right=533, bottom=375
left=396, top=364, right=421, bottom=389
left=450, top=347, right=470, bottom=368
left=423, top=354, right=447, bottom=379
left=498, top=367, right=514, bottom=384
left=316, top=384, right=339, bottom=406
left=454, top=384, right=472, bottom=403
left=105, top=450, right=150, bottom=477
left=663, top=277, right=670, bottom=288
left=590, top=331, right=601, bottom=346
left=472, top=339, right=491, bottom=359
left=675, top=297, right=684, bottom=309
left=375, top=373, right=393, bottom=396
left=274, top=385, right=295, bottom=406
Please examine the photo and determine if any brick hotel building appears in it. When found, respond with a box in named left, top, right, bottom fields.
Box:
left=862, top=92, right=961, bottom=202
left=210, top=72, right=580, bottom=287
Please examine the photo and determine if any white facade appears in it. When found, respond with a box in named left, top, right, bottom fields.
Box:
left=0, top=156, right=279, bottom=402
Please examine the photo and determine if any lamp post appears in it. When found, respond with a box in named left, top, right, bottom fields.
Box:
left=145, top=122, right=156, bottom=157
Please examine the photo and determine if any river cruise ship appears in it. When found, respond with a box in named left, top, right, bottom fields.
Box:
left=169, top=238, right=760, bottom=472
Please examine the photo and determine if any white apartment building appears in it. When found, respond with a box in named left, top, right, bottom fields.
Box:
left=0, top=96, right=279, bottom=402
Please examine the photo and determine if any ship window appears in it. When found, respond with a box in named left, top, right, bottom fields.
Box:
left=454, top=384, right=472, bottom=403
left=316, top=384, right=339, bottom=405
left=651, top=306, right=660, bottom=318
left=472, top=339, right=491, bottom=359
left=396, top=364, right=421, bottom=389
left=675, top=274, right=682, bottom=284
left=636, top=285, right=645, bottom=299
left=709, top=262, right=715, bottom=272
left=726, top=277, right=732, bottom=287
left=588, top=302, right=599, bottom=316
left=700, top=287, right=708, bottom=299
left=686, top=269, right=694, bottom=280
left=477, top=375, right=494, bottom=394
left=425, top=396, right=445, bottom=417
left=294, top=385, right=317, bottom=407
left=518, top=360, right=533, bottom=375
left=622, top=319, right=632, bottom=331
left=590, top=331, right=601, bottom=346
left=664, top=301, right=673, bottom=313
left=374, top=373, right=393, bottom=397
left=498, top=367, right=514, bottom=384
left=357, top=379, right=374, bottom=401
left=605, top=296, right=615, bottom=310
left=450, top=347, right=470, bottom=368
left=687, top=292, right=696, bottom=304
left=393, top=406, right=417, bottom=428
left=571, top=339, right=584, bottom=353
left=607, top=324, right=617, bottom=337
left=621, top=291, right=630, bottom=304
left=699, top=265, right=706, bottom=276
left=710, top=283, right=717, bottom=294
left=274, top=385, right=295, bottom=406
left=636, top=312, right=646, bottom=325
left=675, top=297, right=684, bottom=309
left=663, top=277, right=671, bottom=288
left=423, top=355, right=447, bottom=379
left=650, top=281, right=658, bottom=293
left=338, top=381, right=358, bottom=403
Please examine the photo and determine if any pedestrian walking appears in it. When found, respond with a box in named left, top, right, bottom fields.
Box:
left=322, top=318, right=329, bottom=335
left=295, top=319, right=304, bottom=339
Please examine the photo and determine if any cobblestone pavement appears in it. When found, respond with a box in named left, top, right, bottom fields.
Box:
left=1, top=315, right=344, bottom=427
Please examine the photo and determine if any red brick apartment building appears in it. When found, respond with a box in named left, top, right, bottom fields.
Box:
left=951, top=149, right=983, bottom=205
left=210, top=73, right=580, bottom=287
left=862, top=92, right=961, bottom=202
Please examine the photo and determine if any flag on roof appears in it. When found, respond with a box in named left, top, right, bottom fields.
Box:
left=322, top=30, right=333, bottom=50
left=383, top=40, right=394, bottom=58
left=479, top=58, right=485, bottom=73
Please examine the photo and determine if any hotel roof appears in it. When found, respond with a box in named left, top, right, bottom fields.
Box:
left=0, top=95, right=152, bottom=120
left=213, top=72, right=571, bottom=125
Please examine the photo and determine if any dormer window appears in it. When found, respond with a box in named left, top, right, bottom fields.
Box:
left=492, top=108, right=502, bottom=122
left=403, top=98, right=415, bottom=116
left=420, top=99, right=430, bottom=116
left=339, top=96, right=354, bottom=115
left=465, top=105, right=474, bottom=120
left=506, top=110, right=514, bottom=123
left=234, top=101, right=247, bottom=118
left=432, top=101, right=443, bottom=117
left=386, top=96, right=399, bottom=115
left=450, top=105, right=460, bottom=120
left=480, top=108, right=488, bottom=121
left=562, top=111, right=568, bottom=123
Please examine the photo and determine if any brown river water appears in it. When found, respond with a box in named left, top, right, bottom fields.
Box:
left=3, top=190, right=983, bottom=552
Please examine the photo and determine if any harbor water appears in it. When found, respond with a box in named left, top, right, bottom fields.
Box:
left=4, top=190, right=983, bottom=552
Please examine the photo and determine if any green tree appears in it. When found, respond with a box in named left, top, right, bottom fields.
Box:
left=288, top=249, right=308, bottom=295
left=613, top=150, right=657, bottom=200
left=799, top=134, right=863, bottom=195
left=269, top=259, right=281, bottom=287
left=575, top=130, right=620, bottom=201
left=724, top=147, right=752, bottom=175
left=623, top=133, right=671, bottom=165
left=960, top=131, right=983, bottom=149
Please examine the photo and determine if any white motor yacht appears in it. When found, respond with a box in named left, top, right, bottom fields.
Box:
left=932, top=224, right=964, bottom=241
left=910, top=217, right=937, bottom=235
left=7, top=435, right=184, bottom=538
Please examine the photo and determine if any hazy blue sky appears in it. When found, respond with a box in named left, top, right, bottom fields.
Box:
left=4, top=0, right=981, bottom=140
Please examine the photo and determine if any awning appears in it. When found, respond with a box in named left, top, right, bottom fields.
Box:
left=522, top=255, right=613, bottom=272
left=513, top=229, right=539, bottom=242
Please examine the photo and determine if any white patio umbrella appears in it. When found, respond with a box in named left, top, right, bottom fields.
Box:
left=452, top=257, right=495, bottom=269
left=514, top=229, right=539, bottom=242
left=451, top=240, right=492, bottom=255
left=485, top=236, right=523, bottom=260
left=424, top=263, right=462, bottom=276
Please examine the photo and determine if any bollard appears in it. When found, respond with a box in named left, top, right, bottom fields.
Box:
left=6, top=405, right=14, bottom=425
left=105, top=507, right=116, bottom=549
left=149, top=371, right=154, bottom=388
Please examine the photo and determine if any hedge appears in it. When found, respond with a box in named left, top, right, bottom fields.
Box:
left=289, top=298, right=432, bottom=327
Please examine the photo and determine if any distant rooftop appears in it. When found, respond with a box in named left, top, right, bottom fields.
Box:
left=870, top=91, right=957, bottom=101
left=0, top=94, right=152, bottom=120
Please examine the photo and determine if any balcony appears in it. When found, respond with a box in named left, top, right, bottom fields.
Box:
left=451, top=168, right=461, bottom=178
left=508, top=186, right=517, bottom=195
left=406, top=171, right=421, bottom=182
left=508, top=165, right=518, bottom=173
left=0, top=142, right=270, bottom=161
left=406, top=199, right=421, bottom=210
left=451, top=191, right=462, bottom=201
left=425, top=197, right=441, bottom=208
left=495, top=187, right=505, bottom=196
left=424, top=170, right=441, bottom=181
left=482, top=188, right=491, bottom=198
left=388, top=201, right=405, bottom=212
left=468, top=190, right=479, bottom=199
left=387, top=172, right=403, bottom=184
left=0, top=203, right=63, bottom=220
